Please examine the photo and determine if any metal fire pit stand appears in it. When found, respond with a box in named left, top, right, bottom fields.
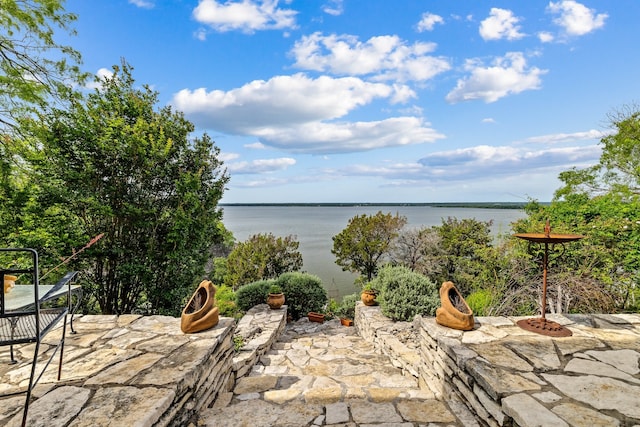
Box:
left=513, top=221, right=584, bottom=337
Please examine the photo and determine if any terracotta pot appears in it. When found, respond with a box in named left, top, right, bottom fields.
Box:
left=267, top=292, right=285, bottom=309
left=308, top=312, right=325, bottom=323
left=3, top=274, right=17, bottom=293
left=435, top=281, right=474, bottom=331
left=361, top=290, right=376, bottom=306
left=181, top=280, right=220, bottom=333
left=340, top=318, right=353, bottom=327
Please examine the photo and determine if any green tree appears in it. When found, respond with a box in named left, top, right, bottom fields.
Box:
left=555, top=105, right=640, bottom=199
left=25, top=61, right=229, bottom=315
left=332, top=211, right=407, bottom=281
left=224, top=233, right=303, bottom=289
left=512, top=106, right=640, bottom=312
left=0, top=0, right=86, bottom=132
left=435, top=217, right=493, bottom=295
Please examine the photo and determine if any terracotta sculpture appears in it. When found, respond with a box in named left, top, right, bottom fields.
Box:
left=181, top=280, right=219, bottom=333
left=435, top=281, right=474, bottom=331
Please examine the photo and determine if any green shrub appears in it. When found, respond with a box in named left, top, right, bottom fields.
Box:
left=325, top=298, right=340, bottom=319
left=373, top=265, right=439, bottom=321
left=276, top=272, right=327, bottom=320
left=215, top=285, right=239, bottom=318
left=466, top=289, right=493, bottom=316
left=335, top=293, right=358, bottom=319
left=235, top=279, right=275, bottom=312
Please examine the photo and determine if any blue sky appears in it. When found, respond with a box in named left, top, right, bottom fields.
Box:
left=61, top=0, right=637, bottom=203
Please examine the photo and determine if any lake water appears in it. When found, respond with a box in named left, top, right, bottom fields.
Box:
left=221, top=205, right=527, bottom=299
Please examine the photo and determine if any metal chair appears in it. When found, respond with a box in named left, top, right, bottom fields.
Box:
left=0, top=248, right=79, bottom=427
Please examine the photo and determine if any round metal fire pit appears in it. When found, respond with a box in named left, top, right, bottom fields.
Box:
left=513, top=222, right=584, bottom=337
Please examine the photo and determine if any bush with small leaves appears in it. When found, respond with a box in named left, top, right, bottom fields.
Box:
left=466, top=289, right=493, bottom=316
left=276, top=272, right=327, bottom=320
left=373, top=265, right=439, bottom=321
left=215, top=285, right=239, bottom=318
left=235, top=279, right=275, bottom=312
left=335, top=293, right=359, bottom=319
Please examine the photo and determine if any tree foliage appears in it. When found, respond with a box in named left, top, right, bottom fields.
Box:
left=435, top=217, right=493, bottom=295
left=224, top=233, right=303, bottom=289
left=555, top=105, right=640, bottom=199
left=19, top=62, right=229, bottom=315
left=0, top=0, right=86, bottom=132
left=332, top=211, right=407, bottom=281
left=512, top=106, right=640, bottom=313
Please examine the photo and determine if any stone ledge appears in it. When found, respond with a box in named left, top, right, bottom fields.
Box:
left=232, top=304, right=287, bottom=378
left=0, top=305, right=288, bottom=427
left=355, top=304, right=640, bottom=427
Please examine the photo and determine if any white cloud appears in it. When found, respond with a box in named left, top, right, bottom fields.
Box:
left=548, top=1, right=607, bottom=36
left=86, top=68, right=115, bottom=90
left=524, top=129, right=613, bottom=144
left=245, top=141, right=267, bottom=149
left=172, top=73, right=396, bottom=132
left=446, top=52, right=547, bottom=103
left=322, top=0, right=343, bottom=16
left=219, top=152, right=241, bottom=162
left=233, top=177, right=291, bottom=188
left=290, top=33, right=450, bottom=82
left=227, top=157, right=296, bottom=174
left=171, top=73, right=439, bottom=154
left=417, top=13, right=444, bottom=32
left=416, top=144, right=600, bottom=179
left=129, top=0, right=154, bottom=8
left=479, top=8, right=525, bottom=41
left=338, top=143, right=600, bottom=183
left=538, top=31, right=554, bottom=43
left=192, top=0, right=297, bottom=33
left=256, top=117, right=444, bottom=154
left=482, top=118, right=496, bottom=124
left=194, top=28, right=208, bottom=41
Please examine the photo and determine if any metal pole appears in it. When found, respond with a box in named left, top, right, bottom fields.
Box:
left=541, top=242, right=548, bottom=320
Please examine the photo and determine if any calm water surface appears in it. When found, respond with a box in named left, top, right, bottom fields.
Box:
left=221, top=205, right=527, bottom=299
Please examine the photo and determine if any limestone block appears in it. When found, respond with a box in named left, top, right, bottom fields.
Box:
left=466, top=358, right=541, bottom=400
left=543, top=374, right=640, bottom=419
left=6, top=386, right=90, bottom=427
left=69, top=386, right=175, bottom=427
left=325, top=402, right=349, bottom=424
left=552, top=402, right=621, bottom=427
left=350, top=401, right=403, bottom=424
left=397, top=400, right=457, bottom=424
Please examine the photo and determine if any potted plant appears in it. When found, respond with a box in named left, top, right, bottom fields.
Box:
left=266, top=284, right=285, bottom=310
left=336, top=293, right=358, bottom=326
left=361, top=283, right=377, bottom=306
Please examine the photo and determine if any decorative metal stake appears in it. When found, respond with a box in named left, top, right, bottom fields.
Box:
left=513, top=220, right=584, bottom=337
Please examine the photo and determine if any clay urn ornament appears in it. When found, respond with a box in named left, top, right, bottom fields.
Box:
left=181, top=280, right=220, bottom=333
left=435, top=281, right=475, bottom=331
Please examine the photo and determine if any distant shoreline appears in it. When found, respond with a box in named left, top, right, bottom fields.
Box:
left=220, top=202, right=538, bottom=209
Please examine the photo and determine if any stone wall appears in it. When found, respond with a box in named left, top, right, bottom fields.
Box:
left=0, top=307, right=288, bottom=427
left=355, top=303, right=640, bottom=427
left=232, top=304, right=288, bottom=378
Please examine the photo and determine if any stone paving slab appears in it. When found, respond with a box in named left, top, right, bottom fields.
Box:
left=0, top=314, right=236, bottom=426
left=199, top=318, right=463, bottom=426
left=421, top=311, right=640, bottom=427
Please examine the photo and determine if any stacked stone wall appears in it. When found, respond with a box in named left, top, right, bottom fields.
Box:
left=355, top=303, right=640, bottom=427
